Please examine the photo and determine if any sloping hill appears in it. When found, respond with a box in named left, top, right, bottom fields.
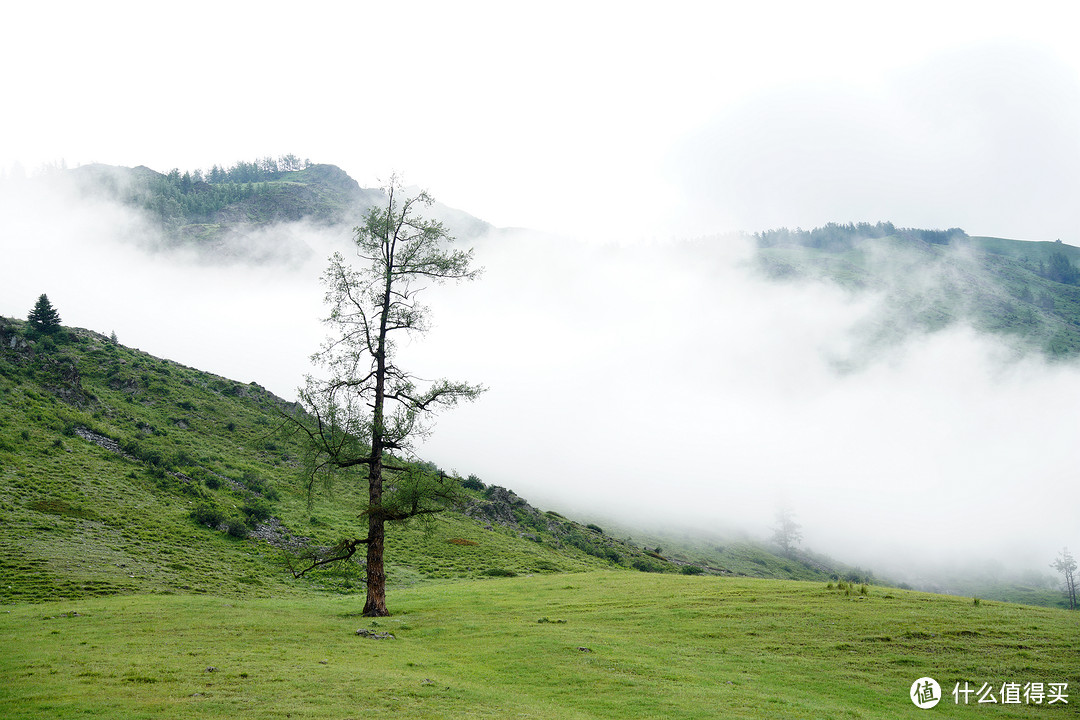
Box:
left=750, top=224, right=1080, bottom=358
left=0, top=317, right=715, bottom=604
left=63, top=159, right=491, bottom=255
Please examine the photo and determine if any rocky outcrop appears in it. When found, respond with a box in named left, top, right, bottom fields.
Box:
left=74, top=427, right=135, bottom=460
left=250, top=517, right=310, bottom=551
left=462, top=485, right=558, bottom=536
left=41, top=355, right=91, bottom=406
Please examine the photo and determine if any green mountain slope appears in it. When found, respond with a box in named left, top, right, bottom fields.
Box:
left=0, top=317, right=734, bottom=605
left=64, top=159, right=491, bottom=255
left=750, top=224, right=1080, bottom=358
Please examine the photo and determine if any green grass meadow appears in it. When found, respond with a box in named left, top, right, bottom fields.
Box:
left=1, top=321, right=1077, bottom=718
left=2, top=572, right=1076, bottom=719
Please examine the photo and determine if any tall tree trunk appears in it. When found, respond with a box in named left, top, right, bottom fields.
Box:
left=362, top=455, right=388, bottom=615
left=362, top=263, right=393, bottom=617
left=362, top=523, right=388, bottom=614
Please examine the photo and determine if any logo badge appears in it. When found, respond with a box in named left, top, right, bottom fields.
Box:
left=911, top=677, right=941, bottom=709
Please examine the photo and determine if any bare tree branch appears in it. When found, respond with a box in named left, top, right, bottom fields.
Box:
left=289, top=536, right=371, bottom=578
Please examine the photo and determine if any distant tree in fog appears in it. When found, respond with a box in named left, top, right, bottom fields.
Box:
left=1051, top=547, right=1077, bottom=610
left=771, top=506, right=802, bottom=555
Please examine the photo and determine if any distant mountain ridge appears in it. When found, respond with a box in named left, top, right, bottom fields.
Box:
left=748, top=222, right=1080, bottom=359
left=62, top=159, right=493, bottom=254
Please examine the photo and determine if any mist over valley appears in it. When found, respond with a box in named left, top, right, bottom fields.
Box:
left=3, top=162, right=1077, bottom=602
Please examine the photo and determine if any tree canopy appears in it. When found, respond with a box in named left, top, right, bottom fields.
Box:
left=27, top=294, right=61, bottom=334
left=754, top=222, right=968, bottom=251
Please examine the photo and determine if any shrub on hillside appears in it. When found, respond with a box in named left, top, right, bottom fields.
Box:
left=461, top=474, right=485, bottom=491
left=241, top=472, right=280, bottom=501
left=632, top=558, right=668, bottom=573
left=223, top=517, right=249, bottom=538
left=190, top=504, right=225, bottom=528
left=242, top=496, right=272, bottom=524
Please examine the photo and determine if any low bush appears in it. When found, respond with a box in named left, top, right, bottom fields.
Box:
left=223, top=517, right=249, bottom=538
left=241, top=472, right=280, bottom=500
left=461, top=474, right=485, bottom=491
left=242, top=496, right=272, bottom=524
left=190, top=504, right=224, bottom=528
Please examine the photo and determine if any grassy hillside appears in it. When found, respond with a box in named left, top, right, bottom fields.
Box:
left=0, top=317, right=709, bottom=606
left=750, top=227, right=1080, bottom=358
left=2, top=572, right=1076, bottom=719
left=63, top=160, right=490, bottom=254
left=2, top=312, right=1070, bottom=609
left=621, top=528, right=875, bottom=584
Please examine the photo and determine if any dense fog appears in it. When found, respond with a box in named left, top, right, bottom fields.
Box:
left=3, top=177, right=1076, bottom=587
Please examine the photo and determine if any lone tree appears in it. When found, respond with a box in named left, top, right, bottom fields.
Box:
left=771, top=506, right=802, bottom=555
left=1051, top=547, right=1078, bottom=610
left=27, top=293, right=62, bottom=334
left=289, top=177, right=483, bottom=616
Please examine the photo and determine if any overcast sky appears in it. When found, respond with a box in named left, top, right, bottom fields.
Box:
left=3, top=1, right=1079, bottom=242
left=3, top=2, right=1079, bottom=582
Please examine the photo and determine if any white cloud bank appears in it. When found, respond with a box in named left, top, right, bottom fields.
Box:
left=2, top=179, right=1077, bottom=584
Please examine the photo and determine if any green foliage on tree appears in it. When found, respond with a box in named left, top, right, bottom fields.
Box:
left=286, top=176, right=483, bottom=615
left=755, top=222, right=967, bottom=251
left=1040, top=252, right=1080, bottom=285
left=119, top=154, right=313, bottom=230
left=27, top=294, right=62, bottom=334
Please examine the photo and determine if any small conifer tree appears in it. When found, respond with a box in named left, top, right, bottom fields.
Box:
left=27, top=294, right=62, bottom=334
